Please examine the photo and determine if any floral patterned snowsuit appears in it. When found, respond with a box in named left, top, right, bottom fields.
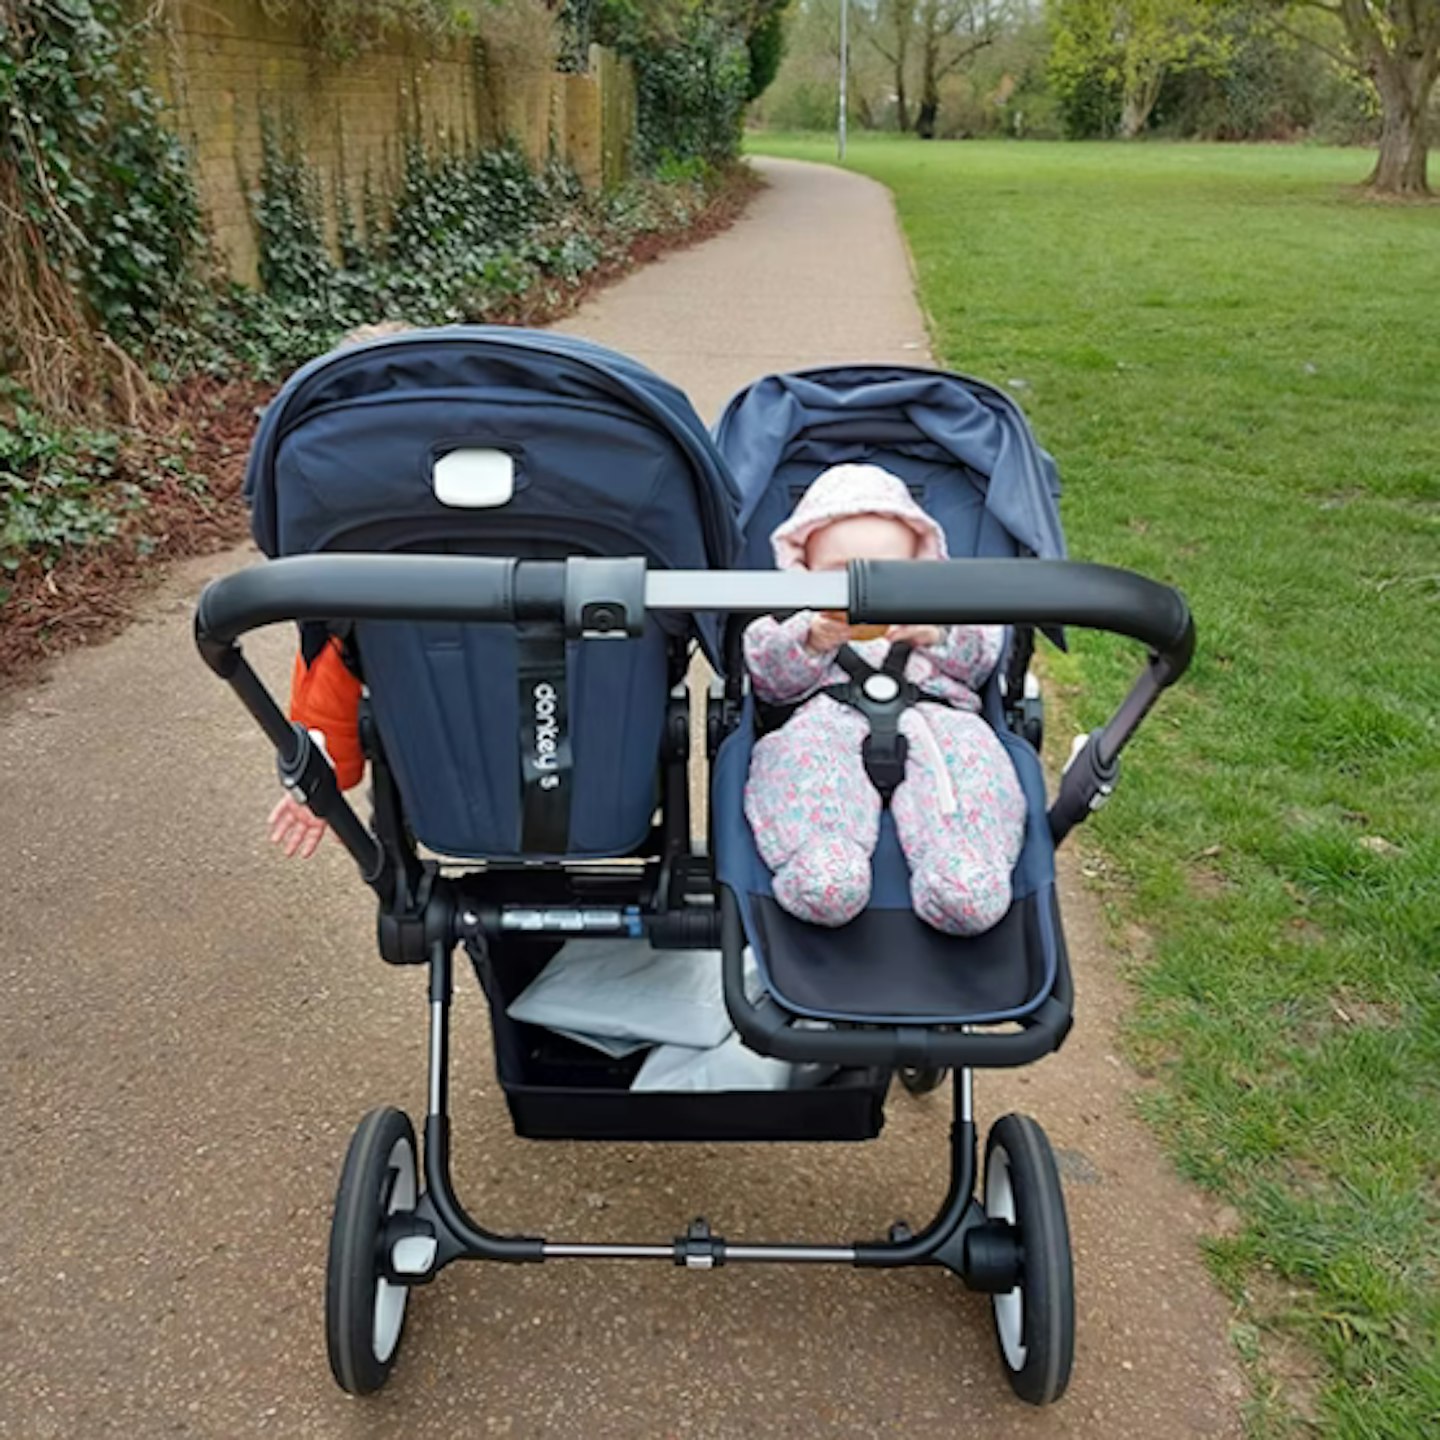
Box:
left=743, top=614, right=1027, bottom=936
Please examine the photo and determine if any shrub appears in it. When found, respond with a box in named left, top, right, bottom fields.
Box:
left=0, top=386, right=127, bottom=575
left=600, top=3, right=752, bottom=168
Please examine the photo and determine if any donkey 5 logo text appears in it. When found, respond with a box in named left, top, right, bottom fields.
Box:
left=532, top=682, right=562, bottom=790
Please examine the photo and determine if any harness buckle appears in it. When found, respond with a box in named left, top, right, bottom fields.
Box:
left=862, top=673, right=902, bottom=704
left=755, top=639, right=943, bottom=806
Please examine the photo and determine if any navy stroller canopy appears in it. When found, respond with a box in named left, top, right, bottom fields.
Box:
left=714, top=365, right=1065, bottom=570
left=243, top=327, right=741, bottom=861
left=246, top=325, right=740, bottom=608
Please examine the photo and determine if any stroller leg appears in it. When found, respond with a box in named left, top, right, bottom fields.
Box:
left=852, top=1064, right=982, bottom=1272
left=404, top=940, right=546, bottom=1270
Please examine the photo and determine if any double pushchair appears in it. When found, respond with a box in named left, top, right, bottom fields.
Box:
left=197, top=327, right=1194, bottom=1405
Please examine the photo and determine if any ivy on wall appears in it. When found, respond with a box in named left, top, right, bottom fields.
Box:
left=233, top=118, right=717, bottom=375
left=555, top=0, right=598, bottom=71
left=260, top=0, right=475, bottom=61
left=1, top=0, right=752, bottom=584
left=1, top=0, right=210, bottom=411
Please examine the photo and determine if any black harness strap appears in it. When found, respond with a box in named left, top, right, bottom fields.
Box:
left=516, top=623, right=572, bottom=853
left=822, top=641, right=916, bottom=804
left=882, top=641, right=913, bottom=678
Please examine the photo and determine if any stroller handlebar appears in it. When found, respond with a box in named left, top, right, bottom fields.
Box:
left=195, top=554, right=1192, bottom=680
left=195, top=554, right=1193, bottom=853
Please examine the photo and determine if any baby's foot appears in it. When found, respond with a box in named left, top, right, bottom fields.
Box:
left=910, top=858, right=1012, bottom=937
left=772, top=836, right=872, bottom=927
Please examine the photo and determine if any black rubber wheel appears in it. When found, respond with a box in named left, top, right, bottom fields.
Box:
left=326, top=1107, right=418, bottom=1396
left=984, top=1113, right=1075, bottom=1406
left=899, top=1066, right=947, bottom=1095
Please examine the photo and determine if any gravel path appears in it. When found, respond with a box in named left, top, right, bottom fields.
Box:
left=0, top=157, right=1242, bottom=1438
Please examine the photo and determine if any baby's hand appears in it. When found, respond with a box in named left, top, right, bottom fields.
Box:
left=806, top=611, right=853, bottom=654
left=268, top=792, right=328, bottom=859
left=887, top=624, right=944, bottom=648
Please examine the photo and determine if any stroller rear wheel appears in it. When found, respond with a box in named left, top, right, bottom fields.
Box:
left=984, top=1113, right=1074, bottom=1406
left=326, top=1106, right=418, bottom=1395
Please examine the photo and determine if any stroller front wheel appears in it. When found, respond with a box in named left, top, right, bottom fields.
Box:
left=326, top=1107, right=418, bottom=1395
left=899, top=1066, right=947, bottom=1096
left=984, top=1113, right=1075, bottom=1406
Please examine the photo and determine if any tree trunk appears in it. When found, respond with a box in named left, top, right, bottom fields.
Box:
left=917, top=26, right=939, bottom=137
left=1119, top=67, right=1162, bottom=139
left=880, top=2, right=912, bottom=132
left=1365, top=56, right=1434, bottom=195
left=1335, top=0, right=1438, bottom=195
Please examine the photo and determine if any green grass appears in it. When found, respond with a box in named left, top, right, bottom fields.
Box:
left=750, top=136, right=1440, bottom=1437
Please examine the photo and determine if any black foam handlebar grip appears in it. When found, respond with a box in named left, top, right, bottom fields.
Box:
left=850, top=559, right=1195, bottom=683
left=195, top=555, right=542, bottom=667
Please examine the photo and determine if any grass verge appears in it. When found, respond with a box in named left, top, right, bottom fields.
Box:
left=751, top=134, right=1440, bottom=1437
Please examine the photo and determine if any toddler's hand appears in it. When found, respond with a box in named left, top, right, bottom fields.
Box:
left=268, top=792, right=328, bottom=859
left=887, top=623, right=944, bottom=648
left=806, top=611, right=853, bottom=654
left=806, top=607, right=846, bottom=653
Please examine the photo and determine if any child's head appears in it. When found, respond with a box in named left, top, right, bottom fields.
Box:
left=771, top=463, right=948, bottom=572
left=336, top=320, right=412, bottom=350
left=804, top=513, right=919, bottom=571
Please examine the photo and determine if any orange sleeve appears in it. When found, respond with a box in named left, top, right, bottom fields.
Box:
left=289, top=637, right=365, bottom=789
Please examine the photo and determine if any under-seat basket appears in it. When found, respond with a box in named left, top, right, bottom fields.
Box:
left=469, top=941, right=891, bottom=1142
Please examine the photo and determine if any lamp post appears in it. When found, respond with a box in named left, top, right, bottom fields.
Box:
left=838, top=0, right=848, bottom=161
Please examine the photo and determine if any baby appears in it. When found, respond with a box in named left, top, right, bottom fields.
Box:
left=743, top=463, right=1026, bottom=936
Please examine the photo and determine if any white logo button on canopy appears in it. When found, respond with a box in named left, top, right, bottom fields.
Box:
left=433, top=448, right=515, bottom=508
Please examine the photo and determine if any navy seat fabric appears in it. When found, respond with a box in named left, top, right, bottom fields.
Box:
left=245, top=327, right=738, bottom=859
left=713, top=699, right=1058, bottom=1024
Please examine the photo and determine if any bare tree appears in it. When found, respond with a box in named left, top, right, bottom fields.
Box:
left=868, top=0, right=1002, bottom=134
left=915, top=0, right=1003, bottom=135
left=870, top=0, right=918, bottom=129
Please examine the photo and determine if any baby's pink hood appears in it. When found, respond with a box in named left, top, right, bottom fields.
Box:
left=771, top=463, right=949, bottom=570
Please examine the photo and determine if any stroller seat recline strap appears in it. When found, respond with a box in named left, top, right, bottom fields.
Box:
left=517, top=622, right=572, bottom=852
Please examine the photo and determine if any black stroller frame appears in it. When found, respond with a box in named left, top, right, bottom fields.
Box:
left=196, top=551, right=1193, bottom=1402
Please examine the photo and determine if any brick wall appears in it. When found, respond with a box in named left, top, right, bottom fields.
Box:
left=153, top=1, right=633, bottom=285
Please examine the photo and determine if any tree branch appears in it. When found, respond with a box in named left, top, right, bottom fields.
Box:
left=1337, top=0, right=1389, bottom=65
left=936, top=34, right=996, bottom=80
left=1266, top=14, right=1365, bottom=72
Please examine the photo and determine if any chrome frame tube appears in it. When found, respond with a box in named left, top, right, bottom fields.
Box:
left=406, top=944, right=984, bottom=1274
left=536, top=1243, right=859, bottom=1264
left=427, top=999, right=445, bottom=1117
left=725, top=1246, right=857, bottom=1264
left=644, top=570, right=847, bottom=612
